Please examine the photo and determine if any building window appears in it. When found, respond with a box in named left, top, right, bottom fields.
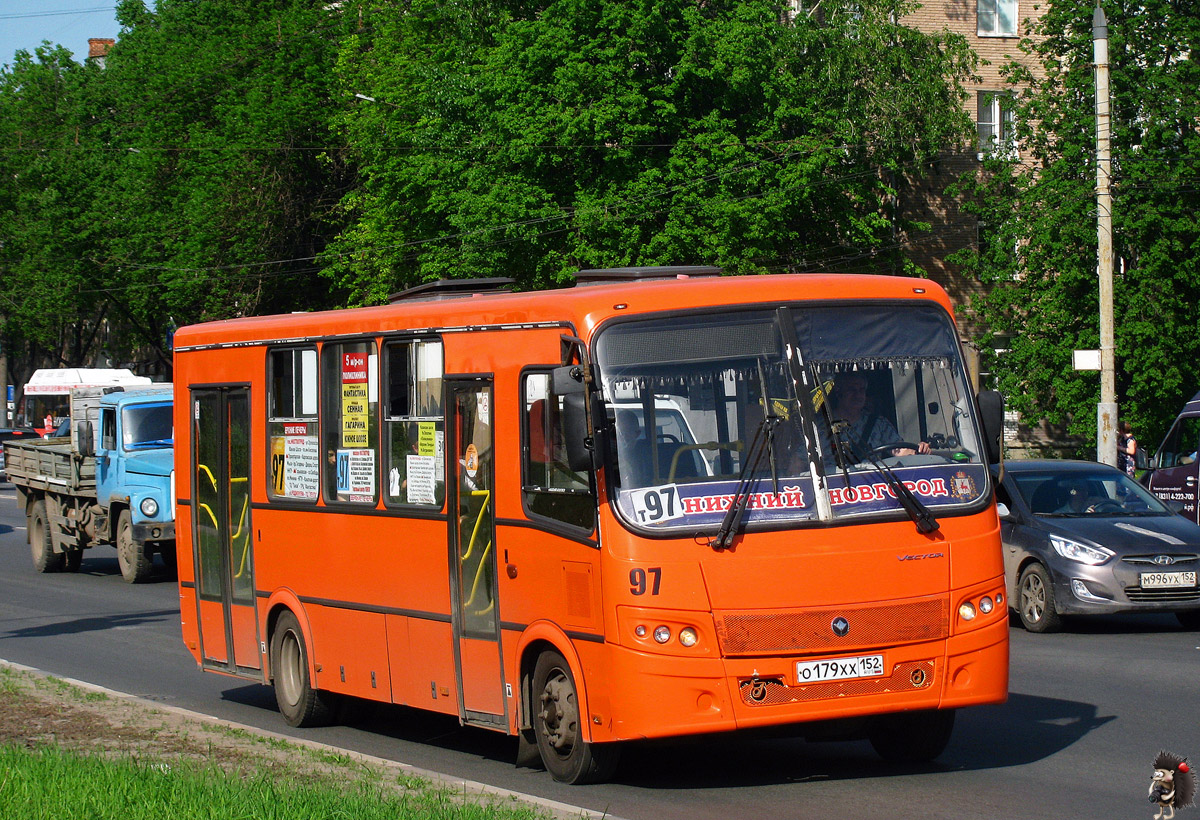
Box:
left=977, top=92, right=1015, bottom=156
left=977, top=0, right=1017, bottom=36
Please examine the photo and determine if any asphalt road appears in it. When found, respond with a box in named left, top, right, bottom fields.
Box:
left=0, top=483, right=1196, bottom=819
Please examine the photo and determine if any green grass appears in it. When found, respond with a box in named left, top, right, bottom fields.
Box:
left=0, top=745, right=553, bottom=820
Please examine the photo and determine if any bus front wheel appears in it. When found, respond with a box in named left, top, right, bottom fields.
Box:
left=531, top=649, right=619, bottom=784
left=270, top=610, right=333, bottom=728
left=869, top=708, right=955, bottom=763
left=29, top=500, right=63, bottom=573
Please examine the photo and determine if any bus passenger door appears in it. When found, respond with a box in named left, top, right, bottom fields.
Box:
left=191, top=387, right=261, bottom=676
left=447, top=379, right=506, bottom=728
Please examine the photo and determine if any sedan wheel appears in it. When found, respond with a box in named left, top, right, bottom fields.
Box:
left=1018, top=563, right=1061, bottom=633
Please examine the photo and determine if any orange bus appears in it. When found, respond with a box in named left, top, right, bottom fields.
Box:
left=173, top=268, right=1008, bottom=784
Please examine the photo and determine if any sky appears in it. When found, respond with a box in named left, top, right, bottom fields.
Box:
left=0, top=2, right=122, bottom=70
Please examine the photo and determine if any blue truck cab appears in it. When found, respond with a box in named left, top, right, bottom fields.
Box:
left=94, top=387, right=176, bottom=561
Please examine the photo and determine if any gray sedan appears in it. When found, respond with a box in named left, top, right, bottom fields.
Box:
left=994, top=459, right=1200, bottom=632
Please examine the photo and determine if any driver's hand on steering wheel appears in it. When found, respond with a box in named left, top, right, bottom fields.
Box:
left=893, top=441, right=932, bottom=456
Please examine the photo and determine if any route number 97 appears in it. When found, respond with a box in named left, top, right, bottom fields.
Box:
left=629, top=485, right=683, bottom=524
left=630, top=567, right=662, bottom=596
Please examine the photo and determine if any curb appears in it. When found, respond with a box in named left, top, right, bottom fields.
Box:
left=0, top=659, right=627, bottom=820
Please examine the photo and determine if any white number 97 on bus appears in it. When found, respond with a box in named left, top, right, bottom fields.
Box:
left=628, top=485, right=684, bottom=525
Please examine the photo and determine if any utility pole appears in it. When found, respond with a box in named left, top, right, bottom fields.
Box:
left=1094, top=3, right=1117, bottom=466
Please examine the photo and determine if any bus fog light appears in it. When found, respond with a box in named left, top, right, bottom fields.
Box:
left=635, top=625, right=647, bottom=638
left=959, top=602, right=977, bottom=621
left=979, top=596, right=994, bottom=614
left=140, top=497, right=159, bottom=517
left=679, top=627, right=698, bottom=647
left=653, top=625, right=671, bottom=644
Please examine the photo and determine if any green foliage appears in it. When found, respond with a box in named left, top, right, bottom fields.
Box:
left=1, top=0, right=977, bottom=378
left=326, top=0, right=977, bottom=303
left=0, top=744, right=549, bottom=820
left=953, top=0, right=1200, bottom=450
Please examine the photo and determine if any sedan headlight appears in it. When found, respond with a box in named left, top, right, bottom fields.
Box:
left=140, top=497, right=159, bottom=518
left=1050, top=535, right=1113, bottom=565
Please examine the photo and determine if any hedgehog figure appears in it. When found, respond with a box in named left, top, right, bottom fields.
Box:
left=1150, top=751, right=1196, bottom=820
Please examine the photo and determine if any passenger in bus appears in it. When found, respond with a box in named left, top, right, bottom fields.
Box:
left=818, top=372, right=929, bottom=461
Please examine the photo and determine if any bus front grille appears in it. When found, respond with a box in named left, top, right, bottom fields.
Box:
left=738, top=660, right=937, bottom=706
left=715, top=597, right=948, bottom=656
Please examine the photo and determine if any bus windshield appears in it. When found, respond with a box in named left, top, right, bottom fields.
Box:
left=594, top=302, right=989, bottom=533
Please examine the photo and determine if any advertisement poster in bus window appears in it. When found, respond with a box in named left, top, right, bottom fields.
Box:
left=271, top=423, right=319, bottom=499
left=341, top=352, right=369, bottom=448
left=403, top=422, right=443, bottom=504
left=336, top=448, right=376, bottom=501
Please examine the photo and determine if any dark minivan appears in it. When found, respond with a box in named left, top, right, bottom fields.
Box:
left=1144, top=390, right=1200, bottom=525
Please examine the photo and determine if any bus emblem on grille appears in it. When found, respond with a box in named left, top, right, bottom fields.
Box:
left=831, top=617, right=850, bottom=637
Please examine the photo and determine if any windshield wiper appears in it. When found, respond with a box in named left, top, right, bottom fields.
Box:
left=708, top=415, right=780, bottom=551
left=836, top=427, right=940, bottom=534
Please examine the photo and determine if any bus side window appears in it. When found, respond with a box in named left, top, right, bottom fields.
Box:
left=322, top=340, right=380, bottom=505
left=267, top=347, right=319, bottom=501
left=383, top=339, right=445, bottom=508
left=522, top=372, right=595, bottom=532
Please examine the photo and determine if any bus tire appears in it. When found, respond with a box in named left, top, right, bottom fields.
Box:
left=116, top=510, right=153, bottom=583
left=29, top=500, right=63, bottom=573
left=869, top=709, right=955, bottom=763
left=270, top=610, right=333, bottom=728
left=532, top=649, right=620, bottom=784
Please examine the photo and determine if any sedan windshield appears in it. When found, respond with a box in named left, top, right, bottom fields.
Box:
left=594, top=302, right=989, bottom=534
left=1014, top=469, right=1171, bottom=517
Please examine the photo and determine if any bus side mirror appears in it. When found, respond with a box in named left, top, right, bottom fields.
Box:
left=553, top=364, right=598, bottom=472
left=561, top=392, right=594, bottom=472
left=78, top=420, right=94, bottom=458
left=977, top=390, right=1004, bottom=465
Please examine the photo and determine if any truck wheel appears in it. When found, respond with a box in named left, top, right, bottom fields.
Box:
left=29, top=500, right=64, bottom=573
left=532, top=649, right=620, bottom=784
left=158, top=545, right=178, bottom=578
left=63, top=549, right=83, bottom=572
left=270, top=610, right=334, bottom=728
left=116, top=510, right=153, bottom=583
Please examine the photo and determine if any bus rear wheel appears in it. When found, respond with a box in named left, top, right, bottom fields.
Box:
left=116, top=510, right=153, bottom=583
left=869, top=709, right=955, bottom=763
left=29, top=500, right=63, bottom=573
left=270, top=610, right=334, bottom=728
left=531, top=649, right=619, bottom=784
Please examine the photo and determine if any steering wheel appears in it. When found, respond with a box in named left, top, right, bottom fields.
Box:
left=1088, top=499, right=1124, bottom=513
left=871, top=441, right=923, bottom=456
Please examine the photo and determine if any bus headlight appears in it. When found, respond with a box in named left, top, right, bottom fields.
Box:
left=653, top=625, right=672, bottom=644
left=140, top=497, right=159, bottom=518
left=959, top=601, right=977, bottom=621
left=678, top=627, right=698, bottom=647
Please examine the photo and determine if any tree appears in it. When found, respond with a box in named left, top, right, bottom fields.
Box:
left=953, top=0, right=1200, bottom=451
left=0, top=44, right=113, bottom=385
left=326, top=0, right=979, bottom=304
